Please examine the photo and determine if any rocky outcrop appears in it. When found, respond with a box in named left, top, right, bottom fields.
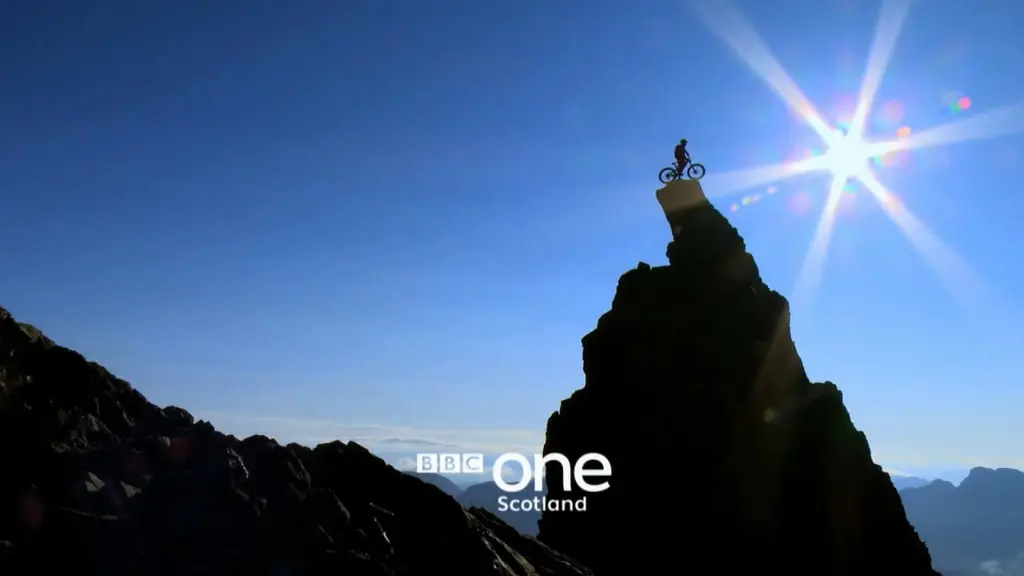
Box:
left=537, top=181, right=939, bottom=575
left=0, top=307, right=590, bottom=575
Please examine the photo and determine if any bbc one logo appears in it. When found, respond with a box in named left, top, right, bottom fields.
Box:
left=415, top=452, right=611, bottom=513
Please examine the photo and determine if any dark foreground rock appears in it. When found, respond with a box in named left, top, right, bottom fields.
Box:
left=0, top=307, right=590, bottom=575
left=537, top=182, right=940, bottom=575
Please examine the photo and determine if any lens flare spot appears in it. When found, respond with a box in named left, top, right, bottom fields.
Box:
left=767, top=185, right=778, bottom=194
left=880, top=100, right=904, bottom=124
left=788, top=191, right=812, bottom=215
left=730, top=203, right=739, bottom=212
left=742, top=196, right=752, bottom=205
left=950, top=95, right=973, bottom=113
left=896, top=126, right=911, bottom=138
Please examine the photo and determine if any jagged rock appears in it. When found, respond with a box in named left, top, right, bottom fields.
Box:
left=536, top=181, right=939, bottom=575
left=0, top=306, right=591, bottom=575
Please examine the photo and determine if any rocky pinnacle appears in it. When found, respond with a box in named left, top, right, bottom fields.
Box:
left=536, top=179, right=938, bottom=576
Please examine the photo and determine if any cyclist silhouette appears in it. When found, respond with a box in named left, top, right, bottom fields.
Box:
left=658, top=138, right=706, bottom=183
left=674, top=139, right=690, bottom=170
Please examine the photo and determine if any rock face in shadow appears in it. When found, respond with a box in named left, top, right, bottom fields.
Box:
left=537, top=182, right=939, bottom=575
left=0, top=307, right=590, bottom=575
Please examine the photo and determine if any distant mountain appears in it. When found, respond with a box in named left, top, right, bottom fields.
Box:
left=401, top=472, right=543, bottom=536
left=404, top=472, right=464, bottom=497
left=456, top=481, right=543, bottom=536
left=891, top=474, right=931, bottom=490
left=901, top=467, right=1024, bottom=573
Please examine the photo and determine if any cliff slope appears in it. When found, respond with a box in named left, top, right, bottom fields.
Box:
left=0, top=306, right=590, bottom=575
left=537, top=180, right=939, bottom=576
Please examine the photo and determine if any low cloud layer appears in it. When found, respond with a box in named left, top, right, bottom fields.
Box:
left=198, top=411, right=545, bottom=455
left=198, top=412, right=1021, bottom=490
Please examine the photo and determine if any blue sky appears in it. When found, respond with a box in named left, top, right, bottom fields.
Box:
left=2, top=0, right=1023, bottom=479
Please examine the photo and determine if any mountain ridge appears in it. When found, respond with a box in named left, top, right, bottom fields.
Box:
left=0, top=305, right=590, bottom=575
left=901, top=466, right=1024, bottom=573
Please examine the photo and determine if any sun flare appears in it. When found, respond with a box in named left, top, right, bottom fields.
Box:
left=822, top=130, right=872, bottom=179
left=690, top=0, right=1012, bottom=316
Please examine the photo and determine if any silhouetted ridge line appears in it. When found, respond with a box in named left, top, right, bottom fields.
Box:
left=536, top=179, right=939, bottom=576
left=0, top=306, right=590, bottom=575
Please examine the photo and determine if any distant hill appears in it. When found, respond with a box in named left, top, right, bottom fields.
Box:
left=404, top=472, right=464, bottom=497
left=456, top=480, right=543, bottom=536
left=901, top=467, right=1024, bottom=573
left=890, top=474, right=931, bottom=490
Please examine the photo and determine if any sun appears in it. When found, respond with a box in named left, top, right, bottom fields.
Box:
left=691, top=0, right=1009, bottom=318
left=822, top=129, right=873, bottom=179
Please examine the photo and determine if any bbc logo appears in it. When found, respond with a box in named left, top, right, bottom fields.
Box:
left=416, top=453, right=485, bottom=474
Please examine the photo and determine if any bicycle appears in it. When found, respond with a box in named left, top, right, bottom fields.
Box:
left=658, top=161, right=706, bottom=183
